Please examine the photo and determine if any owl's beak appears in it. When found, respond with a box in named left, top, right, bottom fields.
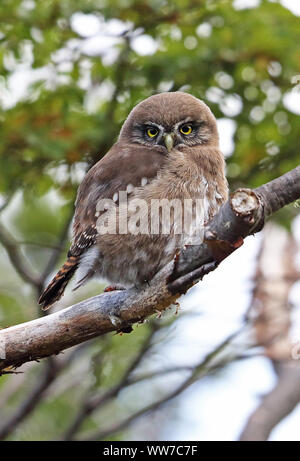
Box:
left=163, top=133, right=174, bottom=152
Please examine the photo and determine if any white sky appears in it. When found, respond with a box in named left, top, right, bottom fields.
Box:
left=280, top=0, right=300, bottom=16
left=234, top=0, right=300, bottom=16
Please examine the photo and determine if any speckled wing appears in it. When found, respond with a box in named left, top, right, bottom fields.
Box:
left=69, top=141, right=167, bottom=258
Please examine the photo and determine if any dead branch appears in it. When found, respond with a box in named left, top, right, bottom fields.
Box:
left=240, top=361, right=300, bottom=441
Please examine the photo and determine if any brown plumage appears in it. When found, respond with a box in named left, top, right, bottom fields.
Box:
left=39, top=92, right=228, bottom=310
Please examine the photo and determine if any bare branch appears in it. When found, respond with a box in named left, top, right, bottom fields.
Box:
left=0, top=205, right=72, bottom=291
left=0, top=210, right=74, bottom=440
left=64, top=322, right=159, bottom=440
left=240, top=361, right=300, bottom=441
left=0, top=341, right=90, bottom=441
left=0, top=166, right=299, bottom=374
left=0, top=223, right=41, bottom=288
left=80, top=332, right=235, bottom=441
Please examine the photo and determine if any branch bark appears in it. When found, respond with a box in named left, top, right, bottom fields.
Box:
left=0, top=166, right=299, bottom=374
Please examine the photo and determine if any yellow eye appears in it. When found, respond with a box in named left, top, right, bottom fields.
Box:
left=180, top=124, right=193, bottom=135
left=147, top=127, right=159, bottom=138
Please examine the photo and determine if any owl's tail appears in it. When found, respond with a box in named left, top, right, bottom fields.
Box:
left=38, top=255, right=79, bottom=310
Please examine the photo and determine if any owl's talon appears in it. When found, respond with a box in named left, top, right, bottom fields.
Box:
left=174, top=301, right=180, bottom=315
left=104, top=284, right=126, bottom=292
left=155, top=309, right=162, bottom=319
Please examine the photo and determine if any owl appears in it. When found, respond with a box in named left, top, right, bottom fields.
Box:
left=39, top=92, right=228, bottom=310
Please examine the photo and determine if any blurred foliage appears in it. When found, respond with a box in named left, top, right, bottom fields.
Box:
left=0, top=0, right=299, bottom=441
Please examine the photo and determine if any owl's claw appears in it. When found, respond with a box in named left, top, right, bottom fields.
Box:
left=173, top=250, right=180, bottom=262
left=174, top=301, right=180, bottom=315
left=104, top=284, right=126, bottom=292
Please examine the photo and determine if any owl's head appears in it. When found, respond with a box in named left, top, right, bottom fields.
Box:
left=119, top=92, right=219, bottom=153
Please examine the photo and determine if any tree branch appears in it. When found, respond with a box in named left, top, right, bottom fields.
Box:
left=0, top=222, right=41, bottom=288
left=63, top=322, right=158, bottom=440
left=0, top=341, right=90, bottom=441
left=240, top=361, right=300, bottom=441
left=0, top=358, right=58, bottom=440
left=0, top=166, right=299, bottom=374
left=80, top=332, right=235, bottom=441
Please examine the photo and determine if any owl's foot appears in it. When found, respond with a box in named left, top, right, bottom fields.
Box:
left=173, top=301, right=180, bottom=315
left=104, top=284, right=126, bottom=292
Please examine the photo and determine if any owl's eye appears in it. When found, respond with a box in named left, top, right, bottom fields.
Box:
left=179, top=124, right=193, bottom=135
left=146, top=127, right=159, bottom=138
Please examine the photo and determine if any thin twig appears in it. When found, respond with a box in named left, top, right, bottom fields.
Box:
left=64, top=322, right=159, bottom=440
left=0, top=223, right=41, bottom=288
left=0, top=358, right=58, bottom=440
left=80, top=332, right=236, bottom=441
left=0, top=208, right=73, bottom=440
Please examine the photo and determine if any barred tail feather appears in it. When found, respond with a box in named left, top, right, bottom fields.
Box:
left=38, top=256, right=78, bottom=310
